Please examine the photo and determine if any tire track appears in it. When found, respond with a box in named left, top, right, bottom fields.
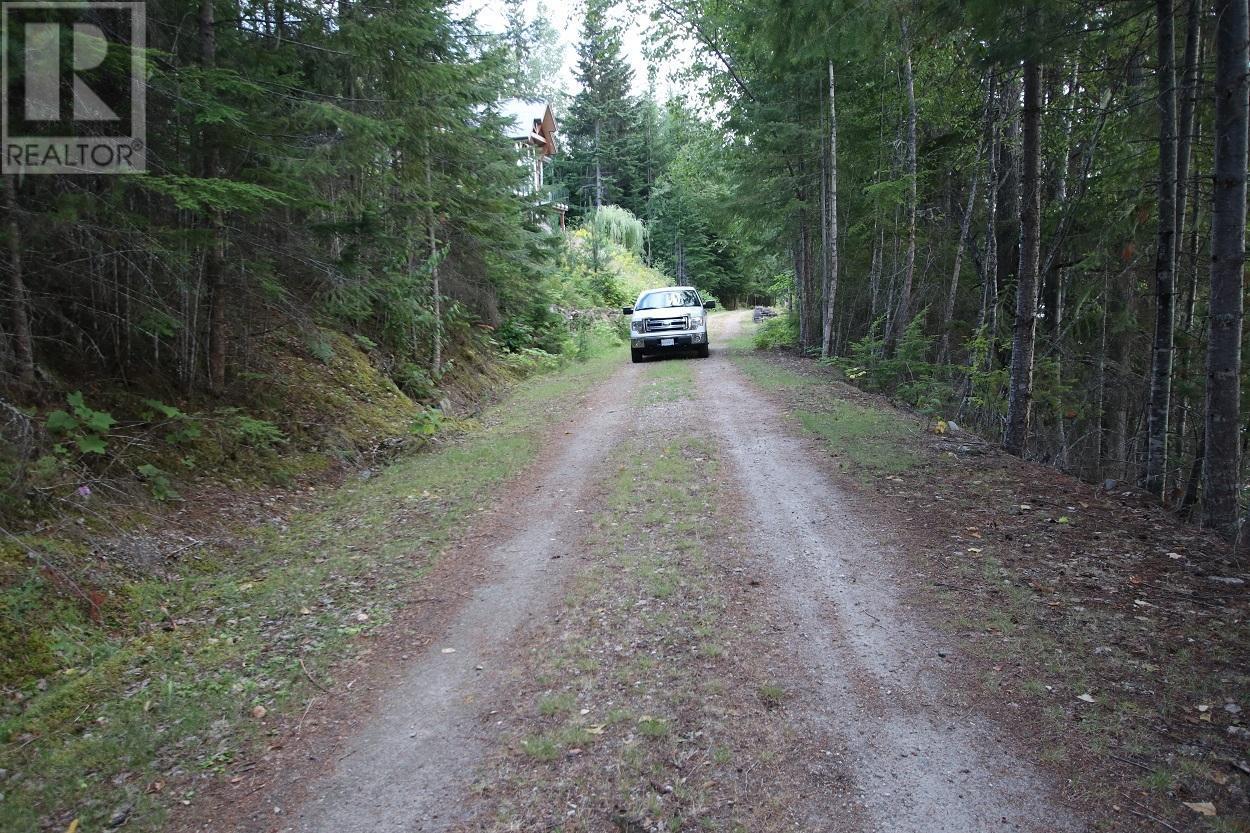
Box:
left=692, top=312, right=1081, bottom=833
left=284, top=364, right=643, bottom=833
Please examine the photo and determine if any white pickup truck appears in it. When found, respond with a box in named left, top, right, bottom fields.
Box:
left=623, top=286, right=716, bottom=363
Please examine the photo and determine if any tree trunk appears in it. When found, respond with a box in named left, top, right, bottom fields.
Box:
left=3, top=176, right=34, bottom=392
left=1146, top=0, right=1178, bottom=496
left=1201, top=0, right=1248, bottom=538
left=201, top=0, right=227, bottom=395
left=1094, top=271, right=1109, bottom=480
left=800, top=209, right=820, bottom=352
left=1179, top=427, right=1203, bottom=520
left=979, top=69, right=1000, bottom=357
left=996, top=73, right=1022, bottom=336
left=1175, top=0, right=1201, bottom=250
left=1109, top=263, right=1135, bottom=480
left=940, top=78, right=989, bottom=366
left=1171, top=0, right=1203, bottom=497
left=821, top=61, right=840, bottom=359
left=939, top=174, right=979, bottom=366
left=1004, top=58, right=1043, bottom=457
left=888, top=19, right=918, bottom=354
left=593, top=120, right=604, bottom=209
left=425, top=151, right=443, bottom=378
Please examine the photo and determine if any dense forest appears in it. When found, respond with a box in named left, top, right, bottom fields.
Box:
left=0, top=0, right=752, bottom=525
left=2, top=0, right=1249, bottom=540
left=638, top=0, right=1250, bottom=541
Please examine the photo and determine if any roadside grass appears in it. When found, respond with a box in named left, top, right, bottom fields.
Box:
left=0, top=351, right=622, bottom=833
left=795, top=406, right=923, bottom=475
left=728, top=318, right=924, bottom=478
left=731, top=352, right=814, bottom=392
left=467, top=432, right=846, bottom=832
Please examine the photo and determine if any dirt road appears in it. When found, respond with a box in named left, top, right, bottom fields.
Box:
left=255, top=310, right=1079, bottom=832
left=694, top=313, right=1079, bottom=832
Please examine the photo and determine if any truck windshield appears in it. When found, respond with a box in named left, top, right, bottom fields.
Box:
left=636, top=290, right=701, bottom=310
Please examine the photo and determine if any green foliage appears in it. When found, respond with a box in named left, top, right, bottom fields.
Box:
left=550, top=231, right=674, bottom=312
left=45, top=392, right=115, bottom=456
left=753, top=313, right=799, bottom=350
left=836, top=314, right=954, bottom=416
left=395, top=362, right=437, bottom=401
left=136, top=464, right=180, bottom=502
left=351, top=334, right=378, bottom=353
left=410, top=407, right=446, bottom=442
left=962, top=327, right=1009, bottom=418
left=589, top=205, right=647, bottom=254
left=142, top=399, right=202, bottom=446
left=558, top=0, right=649, bottom=217
left=305, top=334, right=335, bottom=365
left=497, top=303, right=571, bottom=356
left=572, top=317, right=626, bottom=360
left=229, top=414, right=288, bottom=450
left=501, top=347, right=565, bottom=376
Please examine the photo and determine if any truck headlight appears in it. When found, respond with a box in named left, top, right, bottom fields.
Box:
left=630, top=319, right=645, bottom=333
left=689, top=315, right=704, bottom=329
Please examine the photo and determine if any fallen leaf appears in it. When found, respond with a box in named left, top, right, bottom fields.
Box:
left=251, top=705, right=267, bottom=719
left=586, top=724, right=607, bottom=735
left=1077, top=693, right=1096, bottom=703
left=65, top=821, right=80, bottom=833
left=1183, top=801, right=1216, bottom=817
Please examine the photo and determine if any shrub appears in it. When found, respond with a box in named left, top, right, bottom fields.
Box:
left=136, top=463, right=179, bottom=501
left=304, top=333, right=335, bottom=364
left=45, top=392, right=115, bottom=456
left=229, top=413, right=287, bottom=449
left=835, top=313, right=955, bottom=416
left=409, top=406, right=445, bottom=443
left=141, top=399, right=201, bottom=446
left=394, top=362, right=437, bottom=401
left=754, top=313, right=799, bottom=350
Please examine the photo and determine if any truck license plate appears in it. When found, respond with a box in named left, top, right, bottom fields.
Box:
left=660, top=338, right=675, bottom=347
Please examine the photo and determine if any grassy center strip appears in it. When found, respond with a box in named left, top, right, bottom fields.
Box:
left=462, top=430, right=851, bottom=832
left=0, top=352, right=621, bottom=833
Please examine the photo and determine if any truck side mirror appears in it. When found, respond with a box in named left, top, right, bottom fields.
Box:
left=703, top=300, right=717, bottom=309
left=622, top=307, right=634, bottom=314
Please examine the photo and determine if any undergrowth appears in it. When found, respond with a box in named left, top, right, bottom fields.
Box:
left=0, top=348, right=623, bottom=833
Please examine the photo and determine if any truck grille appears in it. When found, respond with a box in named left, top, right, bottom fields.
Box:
left=645, top=316, right=688, bottom=333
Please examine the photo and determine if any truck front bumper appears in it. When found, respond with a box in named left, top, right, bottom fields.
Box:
left=632, top=331, right=707, bottom=350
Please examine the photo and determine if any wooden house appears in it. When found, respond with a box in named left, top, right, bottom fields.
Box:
left=499, top=99, right=567, bottom=230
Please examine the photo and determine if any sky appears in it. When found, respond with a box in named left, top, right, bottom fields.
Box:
left=455, top=0, right=682, bottom=99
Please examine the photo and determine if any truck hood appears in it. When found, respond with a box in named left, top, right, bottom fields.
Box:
left=632, top=306, right=704, bottom=320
